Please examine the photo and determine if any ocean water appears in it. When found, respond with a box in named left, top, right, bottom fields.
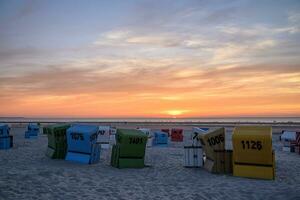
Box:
left=0, top=117, right=300, bottom=123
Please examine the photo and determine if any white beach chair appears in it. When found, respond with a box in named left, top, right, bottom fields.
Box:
left=138, top=128, right=153, bottom=147
left=97, top=126, right=110, bottom=149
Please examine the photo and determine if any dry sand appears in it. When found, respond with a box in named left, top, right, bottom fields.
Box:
left=0, top=126, right=300, bottom=200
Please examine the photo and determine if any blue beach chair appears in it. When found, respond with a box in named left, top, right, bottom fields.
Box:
left=0, top=124, right=13, bottom=149
left=65, top=124, right=100, bottom=164
left=153, top=131, right=168, bottom=147
left=25, top=123, right=39, bottom=139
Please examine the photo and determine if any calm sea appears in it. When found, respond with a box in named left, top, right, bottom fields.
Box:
left=0, top=117, right=300, bottom=123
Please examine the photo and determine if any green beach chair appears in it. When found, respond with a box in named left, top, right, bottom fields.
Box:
left=45, top=124, right=71, bottom=159
left=111, top=129, right=147, bottom=168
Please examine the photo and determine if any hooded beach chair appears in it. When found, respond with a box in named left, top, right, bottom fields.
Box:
left=45, top=124, right=70, bottom=159
left=65, top=124, right=100, bottom=164
left=0, top=124, right=13, bottom=150
left=183, top=127, right=208, bottom=167
left=199, top=128, right=232, bottom=174
left=232, top=126, right=275, bottom=180
left=171, top=128, right=183, bottom=142
left=111, top=129, right=147, bottom=168
left=191, top=127, right=209, bottom=146
left=153, top=131, right=168, bottom=146
left=25, top=123, right=39, bottom=139
left=280, top=130, right=299, bottom=152
left=138, top=128, right=153, bottom=147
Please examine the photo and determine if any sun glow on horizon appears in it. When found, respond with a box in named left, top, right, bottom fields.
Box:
left=164, top=110, right=190, bottom=117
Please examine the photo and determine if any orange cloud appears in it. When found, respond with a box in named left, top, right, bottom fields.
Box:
left=0, top=62, right=299, bottom=117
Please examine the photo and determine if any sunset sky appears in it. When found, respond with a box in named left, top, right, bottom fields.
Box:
left=0, top=0, right=300, bottom=118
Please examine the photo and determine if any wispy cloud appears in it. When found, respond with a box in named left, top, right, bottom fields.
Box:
left=0, top=0, right=300, bottom=117
left=0, top=59, right=299, bottom=117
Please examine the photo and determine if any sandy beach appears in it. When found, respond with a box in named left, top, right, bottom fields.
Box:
left=0, top=124, right=300, bottom=200
left=1, top=0, right=300, bottom=199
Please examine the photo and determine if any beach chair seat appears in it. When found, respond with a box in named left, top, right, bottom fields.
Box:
left=111, top=129, right=147, bottom=168
left=66, top=143, right=100, bottom=164
left=153, top=131, right=168, bottom=146
left=171, top=128, right=183, bottom=142
left=184, top=146, right=203, bottom=167
left=65, top=124, right=100, bottom=164
left=0, top=136, right=11, bottom=149
left=232, top=126, right=275, bottom=180
left=198, top=128, right=232, bottom=174
left=0, top=135, right=13, bottom=149
left=45, top=124, right=70, bottom=159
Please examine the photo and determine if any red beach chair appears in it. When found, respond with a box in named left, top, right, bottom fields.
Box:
left=171, top=128, right=183, bottom=142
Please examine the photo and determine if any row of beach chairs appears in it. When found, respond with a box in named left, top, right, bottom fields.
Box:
left=43, top=124, right=277, bottom=179
left=43, top=124, right=171, bottom=166
left=2, top=123, right=295, bottom=180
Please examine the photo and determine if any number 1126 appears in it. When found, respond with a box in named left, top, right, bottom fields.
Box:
left=241, top=140, right=262, bottom=150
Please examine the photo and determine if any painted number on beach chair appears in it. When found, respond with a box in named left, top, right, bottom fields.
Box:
left=71, top=133, right=84, bottom=141
left=241, top=140, right=262, bottom=150
left=193, top=133, right=199, bottom=141
left=207, top=134, right=224, bottom=146
left=98, top=130, right=105, bottom=135
left=129, top=137, right=143, bottom=144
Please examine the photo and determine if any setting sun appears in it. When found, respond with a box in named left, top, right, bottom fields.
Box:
left=165, top=110, right=189, bottom=117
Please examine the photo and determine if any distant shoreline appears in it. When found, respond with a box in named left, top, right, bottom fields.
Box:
left=1, top=117, right=300, bottom=129
left=2, top=120, right=300, bottom=127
